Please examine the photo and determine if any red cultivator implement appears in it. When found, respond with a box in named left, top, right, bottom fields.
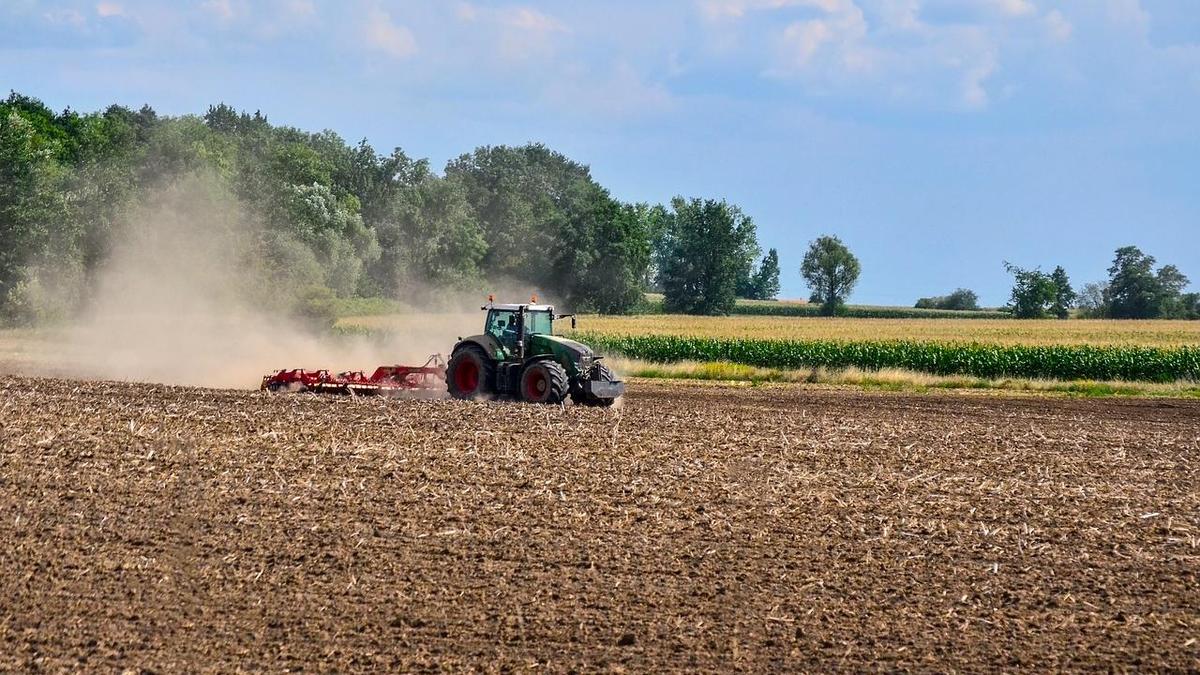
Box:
left=261, top=354, right=446, bottom=396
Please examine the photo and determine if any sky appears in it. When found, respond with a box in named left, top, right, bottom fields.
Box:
left=1, top=0, right=1197, bottom=305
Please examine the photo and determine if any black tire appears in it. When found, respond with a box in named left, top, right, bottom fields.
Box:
left=573, top=362, right=618, bottom=407
left=520, top=360, right=570, bottom=404
left=447, top=345, right=495, bottom=400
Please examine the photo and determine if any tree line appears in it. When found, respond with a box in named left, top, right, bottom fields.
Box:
left=983, top=247, right=1196, bottom=319
left=1, top=93, right=784, bottom=324
left=912, top=249, right=1197, bottom=320
left=1, top=93, right=1193, bottom=322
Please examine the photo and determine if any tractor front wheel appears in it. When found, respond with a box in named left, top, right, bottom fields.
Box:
left=447, top=346, right=495, bottom=400
left=520, top=361, right=569, bottom=404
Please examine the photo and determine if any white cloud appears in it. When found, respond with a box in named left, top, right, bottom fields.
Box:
left=95, top=2, right=124, bottom=18
left=503, top=7, right=565, bottom=33
left=44, top=8, right=86, bottom=26
left=1042, top=9, right=1071, bottom=43
left=988, top=0, right=1036, bottom=18
left=455, top=2, right=478, bottom=22
left=1104, top=0, right=1150, bottom=36
left=960, top=49, right=997, bottom=108
left=700, top=0, right=874, bottom=21
left=773, top=1, right=874, bottom=74
left=455, top=3, right=568, bottom=62
left=699, top=0, right=804, bottom=20
left=704, top=0, right=1081, bottom=109
left=283, top=0, right=315, bottom=17
left=364, top=8, right=417, bottom=58
left=200, top=0, right=234, bottom=21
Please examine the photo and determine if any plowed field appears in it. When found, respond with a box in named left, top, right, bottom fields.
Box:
left=2, top=377, right=1198, bottom=671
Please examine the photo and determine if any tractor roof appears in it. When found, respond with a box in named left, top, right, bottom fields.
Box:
left=485, top=303, right=554, bottom=312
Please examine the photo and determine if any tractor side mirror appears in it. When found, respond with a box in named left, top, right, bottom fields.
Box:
left=571, top=316, right=577, bottom=330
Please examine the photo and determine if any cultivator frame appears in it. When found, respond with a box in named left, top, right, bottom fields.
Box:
left=261, top=354, right=446, bottom=396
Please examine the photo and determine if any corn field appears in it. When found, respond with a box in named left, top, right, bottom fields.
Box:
left=573, top=315, right=1200, bottom=347
left=576, top=332, right=1200, bottom=382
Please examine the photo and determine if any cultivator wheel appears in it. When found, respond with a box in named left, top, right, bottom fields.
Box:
left=447, top=345, right=495, bottom=400
left=520, top=361, right=569, bottom=404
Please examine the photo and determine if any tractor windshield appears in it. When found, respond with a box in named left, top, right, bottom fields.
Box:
left=485, top=310, right=520, bottom=348
left=526, top=310, right=552, bottom=335
left=485, top=307, right=553, bottom=348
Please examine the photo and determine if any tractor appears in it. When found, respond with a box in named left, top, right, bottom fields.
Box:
left=446, top=298, right=624, bottom=406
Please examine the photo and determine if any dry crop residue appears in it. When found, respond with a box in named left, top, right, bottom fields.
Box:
left=1, top=377, right=1198, bottom=671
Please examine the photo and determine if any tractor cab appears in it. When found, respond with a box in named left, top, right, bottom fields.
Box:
left=484, top=303, right=555, bottom=355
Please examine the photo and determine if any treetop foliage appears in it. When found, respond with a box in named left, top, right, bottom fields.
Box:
left=0, top=93, right=671, bottom=322
left=658, top=197, right=759, bottom=315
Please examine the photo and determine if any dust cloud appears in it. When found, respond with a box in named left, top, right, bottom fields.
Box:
left=58, top=175, right=477, bottom=389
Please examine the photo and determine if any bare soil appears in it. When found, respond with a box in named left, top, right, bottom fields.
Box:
left=1, top=377, right=1197, bottom=672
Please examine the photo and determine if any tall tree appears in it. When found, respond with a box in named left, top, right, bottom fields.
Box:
left=658, top=197, right=758, bottom=315
left=1154, top=265, right=1191, bottom=318
left=367, top=176, right=486, bottom=298
left=0, top=109, right=69, bottom=318
left=1004, top=263, right=1057, bottom=319
left=1103, top=246, right=1190, bottom=319
left=445, top=143, right=647, bottom=312
left=632, top=202, right=670, bottom=291
left=800, top=236, right=860, bottom=316
left=1180, top=293, right=1200, bottom=320
left=748, top=248, right=781, bottom=300
left=1049, top=266, right=1076, bottom=320
left=1104, top=246, right=1162, bottom=319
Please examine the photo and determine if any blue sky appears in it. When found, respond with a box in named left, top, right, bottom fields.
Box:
left=2, top=0, right=1197, bottom=304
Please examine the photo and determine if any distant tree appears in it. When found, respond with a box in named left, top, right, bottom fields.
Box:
left=445, top=143, right=649, bottom=313
left=943, top=288, right=979, bottom=311
left=747, top=248, right=781, bottom=300
left=800, top=236, right=860, bottom=316
left=0, top=109, right=69, bottom=318
left=658, top=197, right=758, bottom=315
left=625, top=202, right=670, bottom=291
left=368, top=176, right=486, bottom=298
left=1154, top=264, right=1191, bottom=318
left=1049, top=266, right=1076, bottom=319
left=1104, top=246, right=1162, bottom=319
left=1103, top=246, right=1190, bottom=319
left=915, top=288, right=979, bottom=311
left=1075, top=282, right=1108, bottom=319
left=1004, top=263, right=1057, bottom=319
left=1181, top=292, right=1200, bottom=320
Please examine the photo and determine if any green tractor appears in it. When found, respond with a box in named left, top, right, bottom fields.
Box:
left=446, top=299, right=624, bottom=406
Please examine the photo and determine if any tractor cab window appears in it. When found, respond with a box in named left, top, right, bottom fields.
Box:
left=486, top=310, right=520, bottom=347
left=526, top=310, right=552, bottom=335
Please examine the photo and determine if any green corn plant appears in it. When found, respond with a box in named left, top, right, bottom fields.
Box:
left=576, top=333, right=1200, bottom=383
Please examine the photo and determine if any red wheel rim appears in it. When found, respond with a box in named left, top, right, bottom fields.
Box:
left=455, top=360, right=479, bottom=393
left=524, top=369, right=547, bottom=400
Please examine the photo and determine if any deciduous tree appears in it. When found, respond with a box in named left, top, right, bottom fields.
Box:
left=659, top=197, right=758, bottom=315
left=800, top=236, right=860, bottom=316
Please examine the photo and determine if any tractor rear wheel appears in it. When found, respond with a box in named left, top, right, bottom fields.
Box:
left=520, top=361, right=569, bottom=404
left=573, top=362, right=618, bottom=407
left=447, top=345, right=495, bottom=399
